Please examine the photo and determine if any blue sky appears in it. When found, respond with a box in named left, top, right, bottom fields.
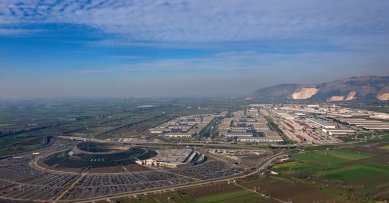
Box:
left=1, top=0, right=389, bottom=98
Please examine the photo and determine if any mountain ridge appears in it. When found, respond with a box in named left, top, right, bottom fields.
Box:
left=249, top=75, right=389, bottom=103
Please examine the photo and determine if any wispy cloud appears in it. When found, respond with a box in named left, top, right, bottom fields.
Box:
left=1, top=1, right=388, bottom=99
left=75, top=51, right=389, bottom=79
left=0, top=27, right=42, bottom=35
left=1, top=0, right=388, bottom=46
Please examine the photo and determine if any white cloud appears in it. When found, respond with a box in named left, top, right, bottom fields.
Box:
left=1, top=1, right=388, bottom=98
left=0, top=0, right=388, bottom=44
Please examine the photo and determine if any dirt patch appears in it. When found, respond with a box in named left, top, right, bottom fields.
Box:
left=178, top=182, right=241, bottom=199
left=346, top=91, right=357, bottom=100
left=377, top=93, right=389, bottom=101
left=347, top=146, right=388, bottom=156
left=329, top=96, right=345, bottom=101
left=352, top=175, right=388, bottom=185
left=365, top=156, right=389, bottom=165
left=241, top=177, right=335, bottom=203
left=291, top=87, right=318, bottom=100
left=367, top=184, right=389, bottom=200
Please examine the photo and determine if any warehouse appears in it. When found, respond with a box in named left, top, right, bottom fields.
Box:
left=224, top=132, right=253, bottom=138
left=307, top=118, right=336, bottom=129
left=339, top=118, right=389, bottom=131
left=322, top=129, right=355, bottom=135
left=237, top=137, right=283, bottom=143
left=163, top=133, right=192, bottom=138
left=294, top=113, right=306, bottom=119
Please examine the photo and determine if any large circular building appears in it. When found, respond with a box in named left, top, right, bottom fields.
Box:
left=42, top=142, right=157, bottom=172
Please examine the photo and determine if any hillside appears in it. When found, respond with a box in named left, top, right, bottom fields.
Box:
left=249, top=76, right=389, bottom=103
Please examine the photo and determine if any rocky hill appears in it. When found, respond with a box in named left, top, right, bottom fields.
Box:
left=249, top=76, right=389, bottom=103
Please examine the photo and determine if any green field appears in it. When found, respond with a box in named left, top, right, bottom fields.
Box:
left=78, top=129, right=96, bottom=134
left=0, top=135, right=46, bottom=156
left=292, top=149, right=372, bottom=165
left=379, top=144, right=389, bottom=150
left=324, top=165, right=389, bottom=183
left=273, top=149, right=373, bottom=175
left=272, top=148, right=389, bottom=200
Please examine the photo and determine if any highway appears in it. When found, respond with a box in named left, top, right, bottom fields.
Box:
left=57, top=135, right=296, bottom=151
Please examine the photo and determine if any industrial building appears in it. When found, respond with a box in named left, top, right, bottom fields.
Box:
left=218, top=108, right=283, bottom=143
left=237, top=131, right=284, bottom=143
left=322, top=129, right=355, bottom=136
left=294, top=113, right=306, bottom=119
left=149, top=114, right=217, bottom=138
left=224, top=132, right=254, bottom=138
left=370, top=113, right=389, bottom=120
left=163, top=133, right=192, bottom=138
left=338, top=118, right=389, bottom=131
left=306, top=118, right=336, bottom=129
left=237, top=137, right=284, bottom=143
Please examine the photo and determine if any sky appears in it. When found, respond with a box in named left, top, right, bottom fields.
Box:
left=0, top=0, right=389, bottom=99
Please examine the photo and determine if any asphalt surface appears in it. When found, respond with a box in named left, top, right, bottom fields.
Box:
left=67, top=151, right=286, bottom=203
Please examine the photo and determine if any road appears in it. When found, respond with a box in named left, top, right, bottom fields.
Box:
left=55, top=172, right=88, bottom=201
left=58, top=135, right=293, bottom=151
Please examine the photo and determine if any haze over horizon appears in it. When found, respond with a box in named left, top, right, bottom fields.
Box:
left=1, top=0, right=389, bottom=99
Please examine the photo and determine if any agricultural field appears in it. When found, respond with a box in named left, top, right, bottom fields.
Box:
left=111, top=182, right=265, bottom=203
left=0, top=135, right=48, bottom=156
left=272, top=146, right=389, bottom=201
left=108, top=177, right=348, bottom=203
left=0, top=98, right=238, bottom=157
left=379, top=144, right=389, bottom=150
left=239, top=176, right=337, bottom=203
left=0, top=99, right=182, bottom=156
